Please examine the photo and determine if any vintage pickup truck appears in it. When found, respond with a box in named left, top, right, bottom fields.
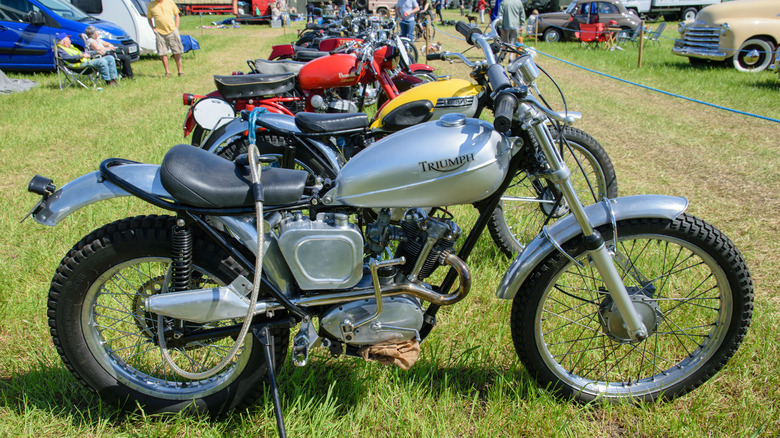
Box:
left=672, top=0, right=780, bottom=72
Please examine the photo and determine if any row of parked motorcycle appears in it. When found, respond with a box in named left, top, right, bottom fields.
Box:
left=26, top=14, right=753, bottom=436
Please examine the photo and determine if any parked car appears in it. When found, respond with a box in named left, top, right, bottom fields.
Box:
left=69, top=0, right=157, bottom=55
left=531, top=0, right=641, bottom=42
left=0, top=0, right=138, bottom=71
left=672, top=0, right=780, bottom=72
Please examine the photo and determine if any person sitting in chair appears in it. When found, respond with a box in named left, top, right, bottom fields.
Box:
left=56, top=33, right=119, bottom=86
left=84, top=26, right=134, bottom=80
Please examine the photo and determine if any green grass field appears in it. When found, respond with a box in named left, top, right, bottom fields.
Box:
left=0, top=11, right=778, bottom=437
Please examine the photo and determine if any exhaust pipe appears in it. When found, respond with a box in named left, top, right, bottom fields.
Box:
left=146, top=252, right=471, bottom=324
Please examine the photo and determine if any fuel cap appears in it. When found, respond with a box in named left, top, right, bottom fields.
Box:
left=439, top=113, right=467, bottom=127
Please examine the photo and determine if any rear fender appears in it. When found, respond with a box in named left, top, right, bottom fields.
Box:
left=269, top=44, right=295, bottom=60
left=31, top=165, right=169, bottom=226
left=495, top=195, right=689, bottom=300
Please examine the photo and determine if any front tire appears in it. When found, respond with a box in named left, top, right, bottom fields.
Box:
left=511, top=214, right=753, bottom=402
left=732, top=38, right=774, bottom=72
left=48, top=215, right=289, bottom=414
left=486, top=126, right=618, bottom=257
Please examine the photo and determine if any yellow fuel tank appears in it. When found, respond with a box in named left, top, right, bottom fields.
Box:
left=371, top=78, right=484, bottom=131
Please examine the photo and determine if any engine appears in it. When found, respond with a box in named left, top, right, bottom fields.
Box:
left=275, top=208, right=461, bottom=346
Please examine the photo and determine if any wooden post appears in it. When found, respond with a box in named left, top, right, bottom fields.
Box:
left=532, top=19, right=537, bottom=46
left=638, top=21, right=645, bottom=68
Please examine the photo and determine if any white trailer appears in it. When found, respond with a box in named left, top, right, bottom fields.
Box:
left=621, top=0, right=722, bottom=22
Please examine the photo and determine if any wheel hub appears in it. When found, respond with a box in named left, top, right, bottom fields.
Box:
left=539, top=187, right=569, bottom=218
left=598, top=287, right=662, bottom=343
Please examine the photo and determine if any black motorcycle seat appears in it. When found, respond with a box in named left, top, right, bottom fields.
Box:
left=381, top=100, right=435, bottom=131
left=295, top=112, right=369, bottom=134
left=160, top=144, right=309, bottom=208
left=214, top=73, right=296, bottom=99
left=305, top=22, right=329, bottom=30
left=293, top=47, right=330, bottom=61
left=252, top=58, right=306, bottom=75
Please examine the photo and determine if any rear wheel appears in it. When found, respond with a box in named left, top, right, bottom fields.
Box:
left=511, top=214, right=753, bottom=402
left=214, top=132, right=341, bottom=179
left=486, top=126, right=617, bottom=257
left=681, top=7, right=698, bottom=22
left=543, top=28, right=561, bottom=43
left=48, top=215, right=289, bottom=414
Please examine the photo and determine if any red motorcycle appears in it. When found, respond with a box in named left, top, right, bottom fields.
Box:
left=183, top=36, right=433, bottom=146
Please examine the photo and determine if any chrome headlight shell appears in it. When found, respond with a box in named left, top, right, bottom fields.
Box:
left=720, top=23, right=729, bottom=37
left=678, top=22, right=686, bottom=34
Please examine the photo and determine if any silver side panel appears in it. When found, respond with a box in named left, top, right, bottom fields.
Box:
left=495, top=195, right=689, bottom=300
left=32, top=164, right=169, bottom=226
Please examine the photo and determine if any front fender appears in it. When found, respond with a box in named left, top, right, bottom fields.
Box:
left=495, top=195, right=689, bottom=300
left=31, top=164, right=169, bottom=226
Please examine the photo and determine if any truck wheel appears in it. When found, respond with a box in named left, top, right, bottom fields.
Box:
left=681, top=7, right=698, bottom=21
left=643, top=13, right=660, bottom=22
left=355, top=0, right=368, bottom=9
left=733, top=38, right=773, bottom=73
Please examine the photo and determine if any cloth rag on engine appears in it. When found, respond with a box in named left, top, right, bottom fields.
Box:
left=359, top=339, right=420, bottom=371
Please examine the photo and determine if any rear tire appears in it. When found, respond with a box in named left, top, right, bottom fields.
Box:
left=48, top=215, right=289, bottom=415
left=543, top=28, right=561, bottom=43
left=511, top=214, right=753, bottom=402
left=681, top=7, right=697, bottom=22
left=486, top=126, right=617, bottom=257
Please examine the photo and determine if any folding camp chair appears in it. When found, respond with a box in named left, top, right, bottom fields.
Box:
left=54, top=40, right=99, bottom=90
left=645, top=22, right=666, bottom=47
left=616, top=25, right=642, bottom=47
left=577, top=22, right=606, bottom=49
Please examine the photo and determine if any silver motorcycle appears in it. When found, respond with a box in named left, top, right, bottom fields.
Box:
left=25, top=21, right=752, bottom=436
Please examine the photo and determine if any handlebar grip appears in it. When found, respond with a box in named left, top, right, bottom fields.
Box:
left=493, top=91, right=518, bottom=133
left=455, top=21, right=482, bottom=45
left=426, top=52, right=444, bottom=61
left=486, top=63, right=512, bottom=93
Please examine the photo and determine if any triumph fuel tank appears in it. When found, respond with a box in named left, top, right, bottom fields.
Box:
left=325, top=115, right=510, bottom=208
left=298, top=53, right=360, bottom=90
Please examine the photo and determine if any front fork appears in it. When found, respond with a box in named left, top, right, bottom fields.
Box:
left=529, top=119, right=649, bottom=341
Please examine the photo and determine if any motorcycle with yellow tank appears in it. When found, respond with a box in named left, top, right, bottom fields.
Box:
left=198, top=24, right=617, bottom=256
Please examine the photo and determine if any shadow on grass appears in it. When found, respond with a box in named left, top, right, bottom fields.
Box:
left=0, top=349, right=537, bottom=427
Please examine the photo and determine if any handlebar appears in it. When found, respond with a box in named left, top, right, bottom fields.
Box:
left=493, top=91, right=518, bottom=133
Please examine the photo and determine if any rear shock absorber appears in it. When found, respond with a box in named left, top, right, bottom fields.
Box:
left=171, top=218, right=193, bottom=293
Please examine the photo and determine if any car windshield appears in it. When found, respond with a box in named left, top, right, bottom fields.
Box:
left=37, top=0, right=90, bottom=21
left=564, top=2, right=578, bottom=14
left=130, top=0, right=151, bottom=15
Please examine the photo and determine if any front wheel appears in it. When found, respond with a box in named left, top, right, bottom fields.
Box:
left=511, top=214, right=753, bottom=402
left=486, top=126, right=617, bottom=257
left=48, top=216, right=289, bottom=414
left=732, top=38, right=774, bottom=72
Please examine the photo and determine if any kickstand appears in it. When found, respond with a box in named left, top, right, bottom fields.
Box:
left=254, top=326, right=287, bottom=438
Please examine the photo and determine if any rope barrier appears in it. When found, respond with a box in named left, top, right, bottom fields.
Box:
left=529, top=48, right=780, bottom=124
left=432, top=25, right=780, bottom=124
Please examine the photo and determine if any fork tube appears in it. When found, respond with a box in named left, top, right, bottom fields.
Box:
left=530, top=120, right=649, bottom=341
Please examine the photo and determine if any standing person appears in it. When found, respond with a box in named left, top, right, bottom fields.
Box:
left=434, top=0, right=443, bottom=22
left=395, top=0, right=420, bottom=41
left=56, top=33, right=119, bottom=86
left=84, top=26, right=134, bottom=79
left=477, top=0, right=486, bottom=23
left=334, top=0, right=346, bottom=17
left=147, top=0, right=184, bottom=77
left=498, top=0, right=524, bottom=56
